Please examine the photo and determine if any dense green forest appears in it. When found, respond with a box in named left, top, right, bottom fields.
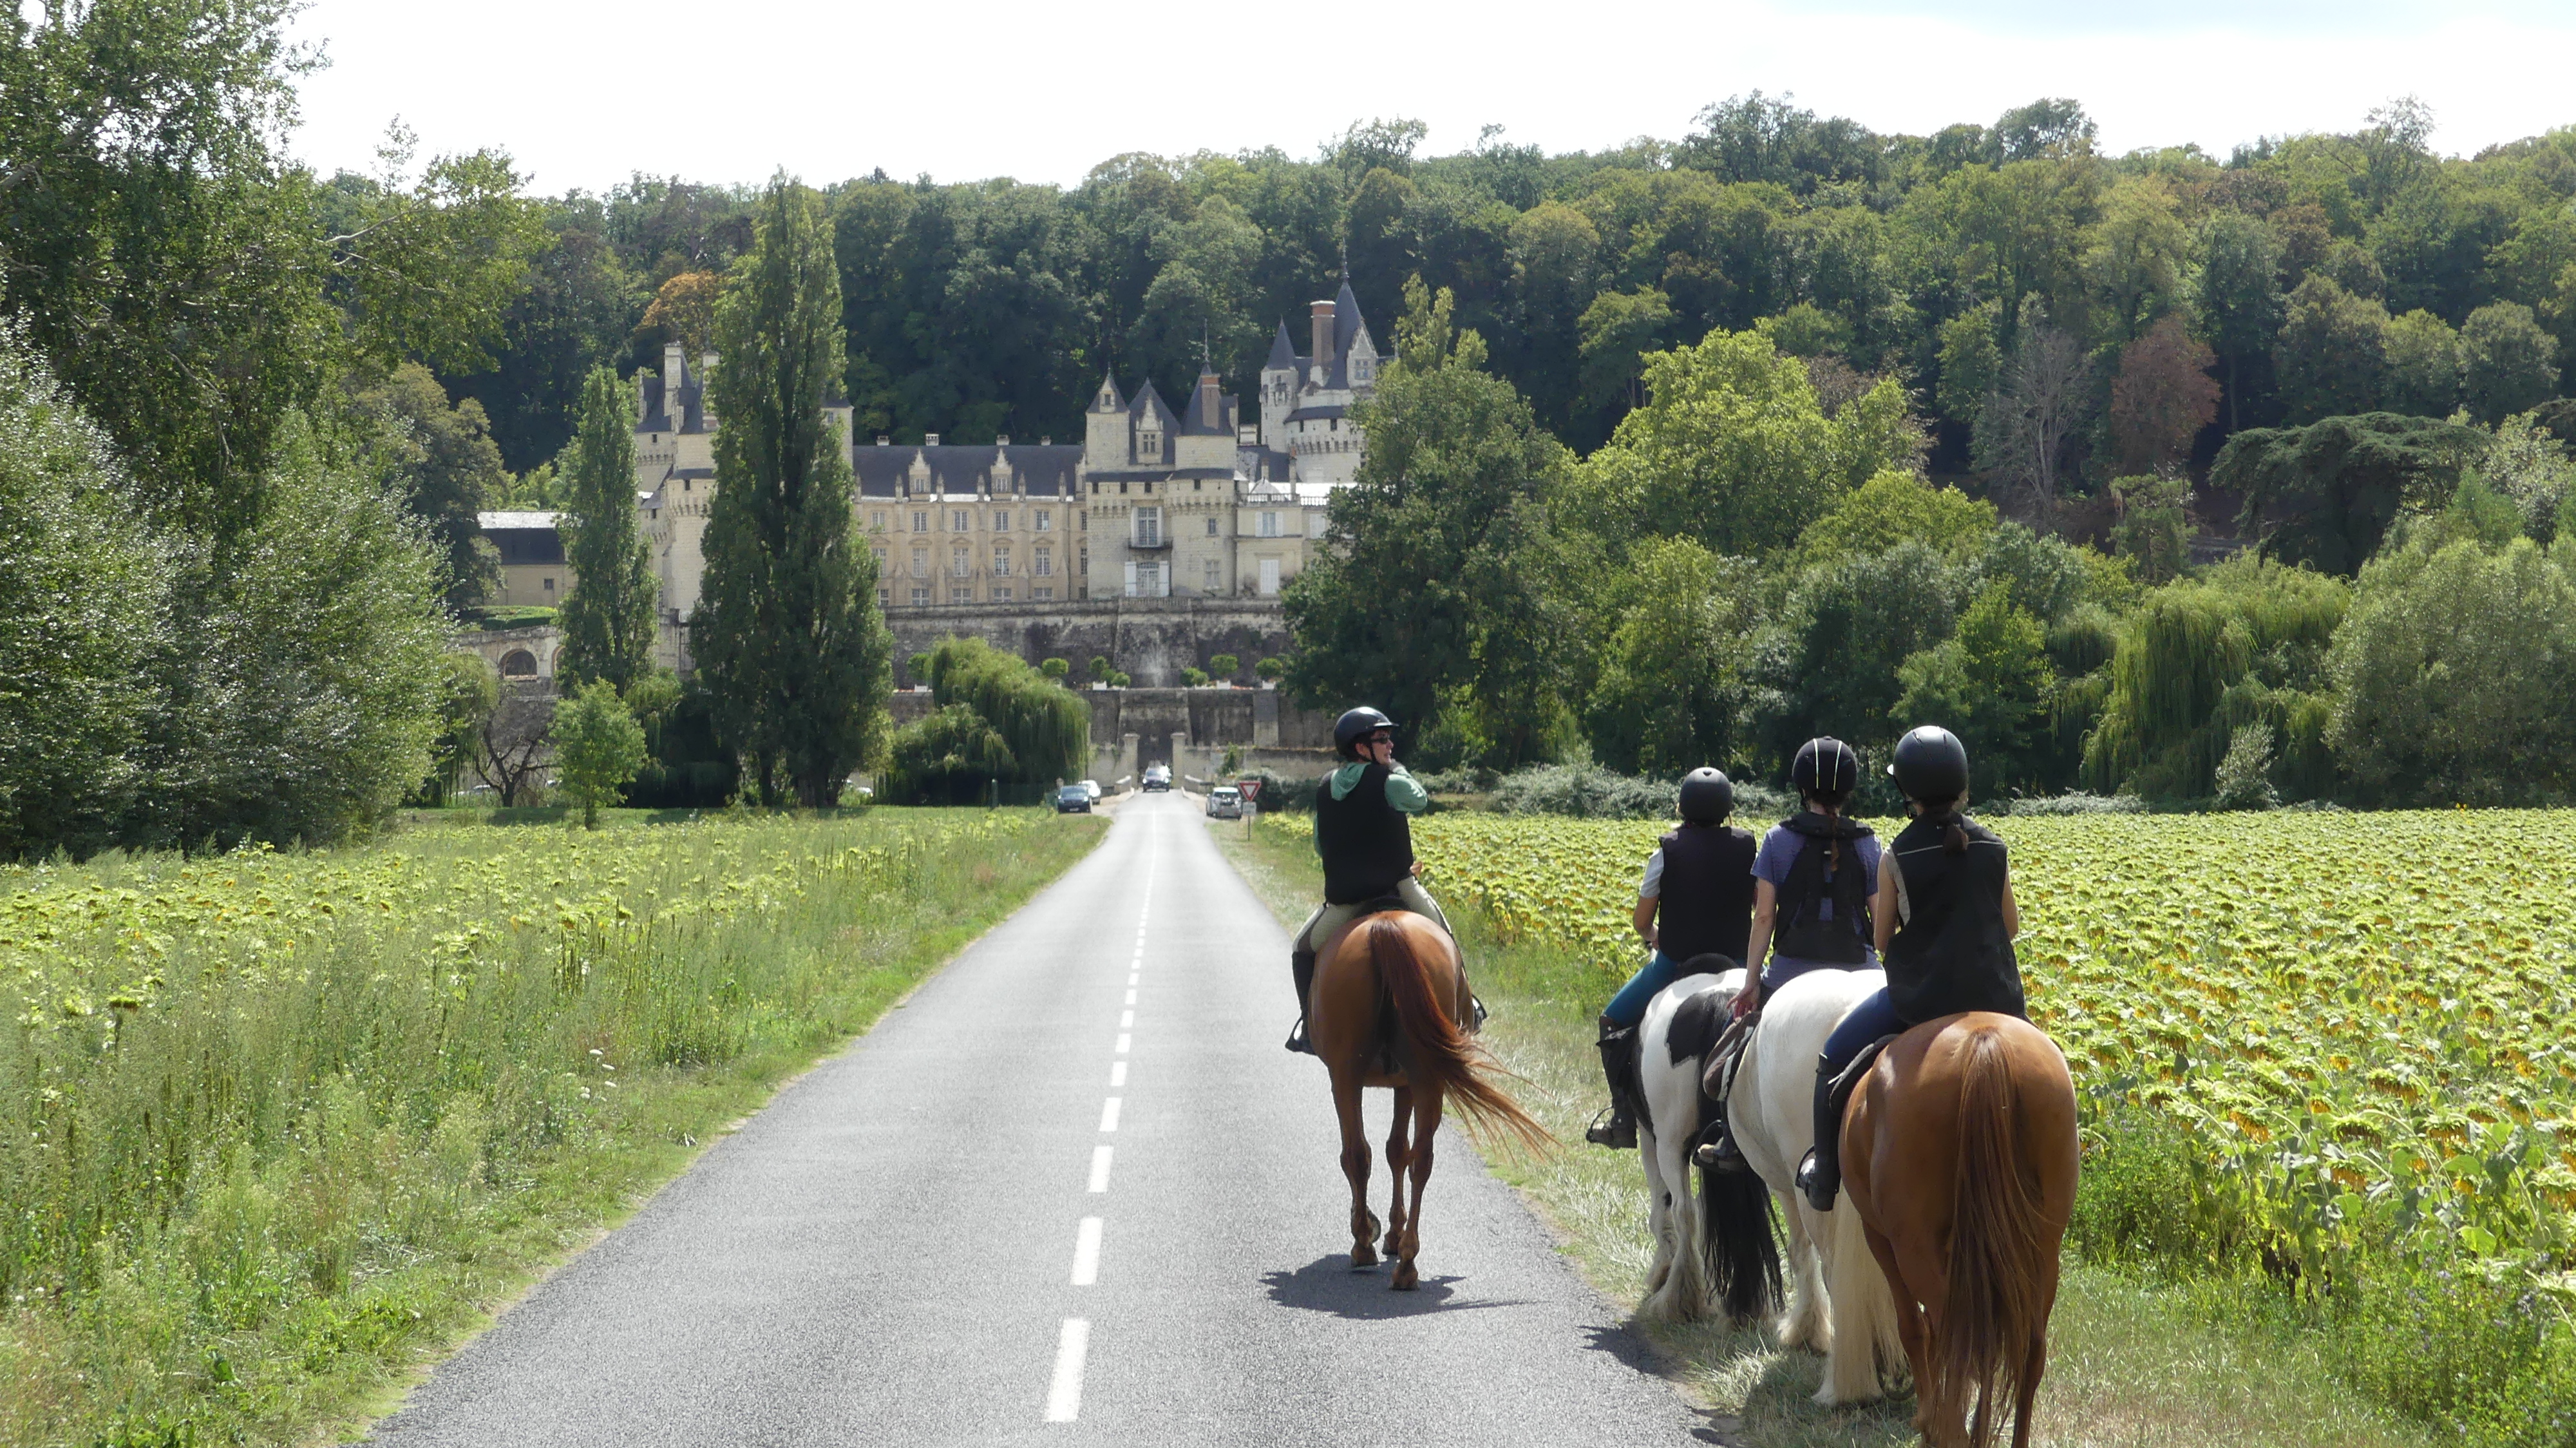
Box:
left=464, top=96, right=2576, bottom=478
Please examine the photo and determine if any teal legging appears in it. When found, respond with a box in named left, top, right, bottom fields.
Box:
left=1604, top=951, right=1684, bottom=1027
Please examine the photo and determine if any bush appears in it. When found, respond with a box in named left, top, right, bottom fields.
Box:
left=1181, top=667, right=1210, bottom=687
left=1209, top=653, right=1239, bottom=679
left=917, top=637, right=1088, bottom=785
left=1483, top=763, right=1791, bottom=821
left=879, top=704, right=1014, bottom=805
left=460, top=605, right=558, bottom=632
left=1253, top=656, right=1285, bottom=682
left=1998, top=790, right=2146, bottom=816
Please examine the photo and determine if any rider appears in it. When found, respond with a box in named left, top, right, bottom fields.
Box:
left=1584, top=768, right=1757, bottom=1150
left=1694, top=736, right=1882, bottom=1172
left=1283, top=707, right=1452, bottom=1054
left=1794, top=725, right=2024, bottom=1212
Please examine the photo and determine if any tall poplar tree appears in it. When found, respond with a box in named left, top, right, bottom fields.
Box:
left=556, top=365, right=659, bottom=691
left=690, top=177, right=891, bottom=805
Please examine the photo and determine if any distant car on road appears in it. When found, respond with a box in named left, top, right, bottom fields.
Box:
left=1055, top=784, right=1093, bottom=814
left=1205, top=785, right=1243, bottom=819
left=1079, top=779, right=1102, bottom=801
left=1142, top=764, right=1171, bottom=792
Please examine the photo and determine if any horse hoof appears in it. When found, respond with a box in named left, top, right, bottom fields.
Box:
left=1381, top=1230, right=1401, bottom=1257
left=1392, top=1261, right=1419, bottom=1291
left=1352, top=1244, right=1379, bottom=1268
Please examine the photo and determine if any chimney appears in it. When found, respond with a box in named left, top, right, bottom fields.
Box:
left=876, top=435, right=890, bottom=446
left=1195, top=372, right=1220, bottom=429
left=925, top=432, right=941, bottom=447
left=996, top=433, right=1010, bottom=447
left=1310, top=300, right=1334, bottom=374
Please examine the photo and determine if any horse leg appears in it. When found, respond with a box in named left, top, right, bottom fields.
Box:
left=1381, top=1085, right=1412, bottom=1260
left=1776, top=1191, right=1830, bottom=1353
left=1640, top=1115, right=1675, bottom=1298
left=1331, top=1065, right=1379, bottom=1268
left=1862, top=1217, right=1935, bottom=1434
left=1391, top=1086, right=1440, bottom=1290
left=2011, top=1329, right=2048, bottom=1448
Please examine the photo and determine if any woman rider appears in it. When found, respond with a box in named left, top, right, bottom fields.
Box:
left=1694, top=737, right=1880, bottom=1172
left=1585, top=768, right=1756, bottom=1150
left=1795, top=724, right=2025, bottom=1212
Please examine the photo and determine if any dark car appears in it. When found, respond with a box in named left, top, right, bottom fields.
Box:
left=1055, top=784, right=1092, bottom=814
left=1142, top=764, right=1171, bottom=792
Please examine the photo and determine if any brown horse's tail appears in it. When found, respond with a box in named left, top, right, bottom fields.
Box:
left=1938, top=1026, right=2052, bottom=1448
left=1368, top=917, right=1551, bottom=1156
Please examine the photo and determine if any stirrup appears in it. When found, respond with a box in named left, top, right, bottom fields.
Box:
left=1692, top=1124, right=1752, bottom=1174
left=1283, top=1016, right=1316, bottom=1055
left=1583, top=1107, right=1636, bottom=1150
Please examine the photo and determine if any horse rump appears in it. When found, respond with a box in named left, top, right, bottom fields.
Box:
left=1366, top=916, right=1549, bottom=1155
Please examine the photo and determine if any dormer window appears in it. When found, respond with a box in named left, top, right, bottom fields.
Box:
left=1137, top=428, right=1160, bottom=457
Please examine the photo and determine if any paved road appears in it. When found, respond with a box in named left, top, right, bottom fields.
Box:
left=372, top=792, right=1705, bottom=1447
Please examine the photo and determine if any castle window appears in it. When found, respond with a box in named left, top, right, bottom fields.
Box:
left=951, top=509, right=969, bottom=531
left=911, top=548, right=929, bottom=578
left=1035, top=510, right=1053, bottom=531
left=1258, top=511, right=1280, bottom=538
left=913, top=511, right=928, bottom=532
left=994, top=510, right=1010, bottom=531
left=992, top=586, right=1013, bottom=602
left=1133, top=508, right=1162, bottom=548
left=992, top=546, right=1011, bottom=576
left=1034, top=549, right=1053, bottom=576
left=1203, top=558, right=1221, bottom=592
left=869, top=510, right=886, bottom=530
left=951, top=546, right=970, bottom=577
left=1034, top=586, right=1054, bottom=600
left=1206, top=517, right=1218, bottom=536
left=911, top=586, right=930, bottom=607
left=872, top=548, right=887, bottom=574
left=542, top=576, right=555, bottom=592
left=951, top=586, right=972, bottom=604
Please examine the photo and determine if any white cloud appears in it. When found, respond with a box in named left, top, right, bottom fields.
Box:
left=283, top=0, right=2576, bottom=193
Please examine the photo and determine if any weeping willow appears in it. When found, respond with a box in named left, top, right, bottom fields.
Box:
left=921, top=636, right=1089, bottom=785
left=2081, top=555, right=2346, bottom=799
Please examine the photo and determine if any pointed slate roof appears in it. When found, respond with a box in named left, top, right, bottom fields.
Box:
left=1128, top=378, right=1177, bottom=429
left=1089, top=370, right=1126, bottom=413
left=1333, top=278, right=1365, bottom=360
left=1180, top=374, right=1233, bottom=435
left=1265, top=320, right=1298, bottom=371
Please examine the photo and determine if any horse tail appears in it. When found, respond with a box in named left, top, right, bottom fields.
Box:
left=1698, top=1075, right=1782, bottom=1324
left=1938, top=1025, right=2052, bottom=1448
left=1368, top=917, right=1550, bottom=1156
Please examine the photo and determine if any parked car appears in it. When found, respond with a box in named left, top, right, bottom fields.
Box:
left=1142, top=764, right=1171, bottom=792
left=1079, top=779, right=1102, bottom=801
left=1205, top=785, right=1242, bottom=819
left=1055, top=784, right=1093, bottom=814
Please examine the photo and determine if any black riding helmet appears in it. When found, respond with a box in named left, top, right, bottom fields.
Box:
left=1889, top=725, right=1971, bottom=801
left=1333, top=706, right=1397, bottom=759
left=1678, top=767, right=1734, bottom=825
left=1790, top=737, right=1861, bottom=796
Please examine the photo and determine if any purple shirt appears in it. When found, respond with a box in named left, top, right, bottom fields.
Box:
left=1753, top=823, right=1882, bottom=970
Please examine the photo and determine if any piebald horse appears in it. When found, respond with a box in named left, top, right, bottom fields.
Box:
left=1308, top=911, right=1548, bottom=1289
left=1843, top=1013, right=2079, bottom=1448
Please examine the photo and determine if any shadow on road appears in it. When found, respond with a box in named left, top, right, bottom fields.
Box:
left=1260, top=1255, right=1528, bottom=1320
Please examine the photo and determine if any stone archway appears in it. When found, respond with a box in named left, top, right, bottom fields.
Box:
left=500, top=649, right=538, bottom=678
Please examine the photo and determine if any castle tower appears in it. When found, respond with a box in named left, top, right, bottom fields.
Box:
left=1083, top=370, right=1127, bottom=468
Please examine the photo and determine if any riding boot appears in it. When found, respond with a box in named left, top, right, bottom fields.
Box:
left=1283, top=948, right=1318, bottom=1054
left=1690, top=1020, right=1754, bottom=1173
left=1795, top=1052, right=1842, bottom=1212
left=1584, top=1015, right=1640, bottom=1149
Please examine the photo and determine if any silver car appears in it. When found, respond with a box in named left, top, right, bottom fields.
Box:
left=1205, top=785, right=1243, bottom=819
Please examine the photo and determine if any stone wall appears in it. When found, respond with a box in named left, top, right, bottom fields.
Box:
left=883, top=596, right=1295, bottom=689
left=887, top=683, right=1335, bottom=780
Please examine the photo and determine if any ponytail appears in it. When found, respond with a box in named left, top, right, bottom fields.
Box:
left=1918, top=794, right=1968, bottom=853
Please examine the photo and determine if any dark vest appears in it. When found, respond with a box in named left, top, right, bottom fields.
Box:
left=1882, top=815, right=2025, bottom=1024
left=1772, top=812, right=1875, bottom=964
left=1314, top=764, right=1416, bottom=904
left=1654, top=823, right=1757, bottom=967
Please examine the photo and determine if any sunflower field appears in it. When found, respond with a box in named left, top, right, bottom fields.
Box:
left=1262, top=807, right=2576, bottom=1289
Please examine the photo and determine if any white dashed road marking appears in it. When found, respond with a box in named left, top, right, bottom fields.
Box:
left=1099, top=1098, right=1121, bottom=1132
left=1087, top=1146, right=1112, bottom=1193
left=1043, top=1319, right=1089, bottom=1423
left=1070, top=1217, right=1103, bottom=1286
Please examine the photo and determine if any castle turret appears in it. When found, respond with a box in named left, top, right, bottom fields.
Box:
left=1083, top=370, right=1127, bottom=469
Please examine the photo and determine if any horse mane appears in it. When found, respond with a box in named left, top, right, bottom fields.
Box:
left=1937, top=1025, right=2054, bottom=1448
left=1365, top=917, right=1552, bottom=1157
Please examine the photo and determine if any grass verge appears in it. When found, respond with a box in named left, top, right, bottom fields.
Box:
left=1213, top=811, right=2429, bottom=1448
left=0, top=807, right=1105, bottom=1446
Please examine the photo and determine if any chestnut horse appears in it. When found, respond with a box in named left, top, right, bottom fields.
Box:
left=1842, top=1013, right=2079, bottom=1448
left=1307, top=911, right=1548, bottom=1289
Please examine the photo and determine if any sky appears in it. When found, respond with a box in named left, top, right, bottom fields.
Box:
left=283, top=0, right=2576, bottom=194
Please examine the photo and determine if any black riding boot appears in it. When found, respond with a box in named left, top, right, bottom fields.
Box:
left=1584, top=1016, right=1641, bottom=1149
left=1795, top=1052, right=1842, bottom=1212
left=1283, top=948, right=1318, bottom=1054
left=1692, top=1089, right=1752, bottom=1174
